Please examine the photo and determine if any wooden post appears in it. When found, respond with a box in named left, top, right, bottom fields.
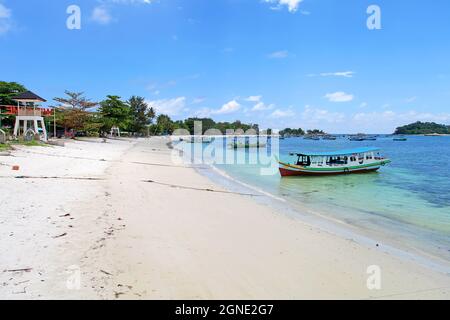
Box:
left=54, top=108, right=57, bottom=138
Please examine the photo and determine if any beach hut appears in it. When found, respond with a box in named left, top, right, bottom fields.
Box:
left=11, top=91, right=48, bottom=141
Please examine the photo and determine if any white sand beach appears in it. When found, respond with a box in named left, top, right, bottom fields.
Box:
left=1, top=138, right=449, bottom=300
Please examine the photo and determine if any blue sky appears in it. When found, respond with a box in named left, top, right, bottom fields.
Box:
left=1, top=0, right=449, bottom=133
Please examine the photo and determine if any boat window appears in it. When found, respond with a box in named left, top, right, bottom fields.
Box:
left=296, top=155, right=311, bottom=166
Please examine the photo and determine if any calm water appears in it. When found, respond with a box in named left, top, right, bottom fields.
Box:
left=179, top=136, right=450, bottom=264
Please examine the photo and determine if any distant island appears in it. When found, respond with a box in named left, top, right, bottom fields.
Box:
left=394, top=121, right=450, bottom=135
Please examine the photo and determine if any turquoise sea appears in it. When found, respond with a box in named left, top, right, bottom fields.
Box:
left=178, top=136, right=450, bottom=268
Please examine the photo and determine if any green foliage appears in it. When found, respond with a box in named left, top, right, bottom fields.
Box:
left=307, top=129, right=325, bottom=135
left=53, top=91, right=97, bottom=110
left=395, top=121, right=450, bottom=134
left=165, top=117, right=257, bottom=135
left=0, top=81, right=27, bottom=105
left=155, top=114, right=175, bottom=135
left=279, top=128, right=305, bottom=136
left=99, top=95, right=132, bottom=132
left=128, top=96, right=155, bottom=133
left=53, top=91, right=99, bottom=134
left=0, top=81, right=27, bottom=128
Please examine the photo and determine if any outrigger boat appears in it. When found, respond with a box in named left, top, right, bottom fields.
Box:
left=278, top=147, right=391, bottom=177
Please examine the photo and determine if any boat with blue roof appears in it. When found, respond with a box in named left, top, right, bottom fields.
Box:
left=278, top=147, right=391, bottom=177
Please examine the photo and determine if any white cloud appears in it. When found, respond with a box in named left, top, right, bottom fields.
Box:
left=0, top=3, right=10, bottom=18
left=192, top=99, right=241, bottom=117
left=359, top=102, right=368, bottom=108
left=324, top=91, right=354, bottom=102
left=301, top=105, right=346, bottom=124
left=0, top=3, right=12, bottom=35
left=213, top=100, right=241, bottom=114
left=147, top=97, right=187, bottom=116
left=270, top=108, right=295, bottom=118
left=264, top=0, right=303, bottom=13
left=245, top=95, right=262, bottom=102
left=92, top=6, right=113, bottom=25
left=252, top=102, right=274, bottom=112
left=192, top=97, right=206, bottom=104
left=320, top=71, right=355, bottom=78
left=268, top=50, right=289, bottom=59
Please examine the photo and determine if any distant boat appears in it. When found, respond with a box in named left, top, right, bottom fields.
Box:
left=322, top=135, right=337, bottom=140
left=349, top=134, right=376, bottom=141
left=230, top=142, right=267, bottom=149
left=278, top=147, right=391, bottom=177
left=393, top=136, right=407, bottom=141
left=304, top=135, right=320, bottom=140
left=183, top=136, right=213, bottom=144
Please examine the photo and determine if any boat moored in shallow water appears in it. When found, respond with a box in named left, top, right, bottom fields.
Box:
left=278, top=147, right=391, bottom=177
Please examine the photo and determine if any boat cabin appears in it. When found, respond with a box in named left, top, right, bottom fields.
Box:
left=280, top=147, right=390, bottom=176
left=290, top=147, right=383, bottom=168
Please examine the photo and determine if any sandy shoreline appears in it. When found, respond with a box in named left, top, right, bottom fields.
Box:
left=1, top=137, right=449, bottom=299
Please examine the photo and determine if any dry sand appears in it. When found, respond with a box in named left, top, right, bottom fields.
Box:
left=0, top=137, right=449, bottom=299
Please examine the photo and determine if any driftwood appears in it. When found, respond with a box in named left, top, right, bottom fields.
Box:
left=5, top=176, right=104, bottom=181
left=4, top=268, right=32, bottom=273
left=52, top=233, right=68, bottom=239
left=142, top=179, right=260, bottom=197
left=100, top=270, right=113, bottom=276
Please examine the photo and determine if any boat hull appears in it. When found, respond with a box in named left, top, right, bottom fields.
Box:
left=278, top=161, right=390, bottom=177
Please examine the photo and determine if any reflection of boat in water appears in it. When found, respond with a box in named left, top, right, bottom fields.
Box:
left=278, top=147, right=391, bottom=177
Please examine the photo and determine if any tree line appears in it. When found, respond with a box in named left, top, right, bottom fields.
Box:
left=0, top=81, right=259, bottom=137
left=279, top=128, right=326, bottom=137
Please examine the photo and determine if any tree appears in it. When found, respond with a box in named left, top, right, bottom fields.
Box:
left=99, top=95, right=131, bottom=133
left=279, top=128, right=305, bottom=137
left=0, top=81, right=27, bottom=105
left=53, top=91, right=97, bottom=110
left=307, top=129, right=325, bottom=135
left=0, top=82, right=27, bottom=128
left=128, top=96, right=156, bottom=134
left=155, top=114, right=175, bottom=135
left=53, top=91, right=98, bottom=134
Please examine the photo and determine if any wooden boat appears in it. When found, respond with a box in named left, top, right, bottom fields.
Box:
left=278, top=147, right=391, bottom=177
left=348, top=135, right=365, bottom=141
left=304, top=135, right=320, bottom=140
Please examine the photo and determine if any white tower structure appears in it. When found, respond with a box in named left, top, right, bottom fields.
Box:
left=12, top=91, right=48, bottom=142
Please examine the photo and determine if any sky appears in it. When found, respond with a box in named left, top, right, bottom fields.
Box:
left=1, top=0, right=450, bottom=133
